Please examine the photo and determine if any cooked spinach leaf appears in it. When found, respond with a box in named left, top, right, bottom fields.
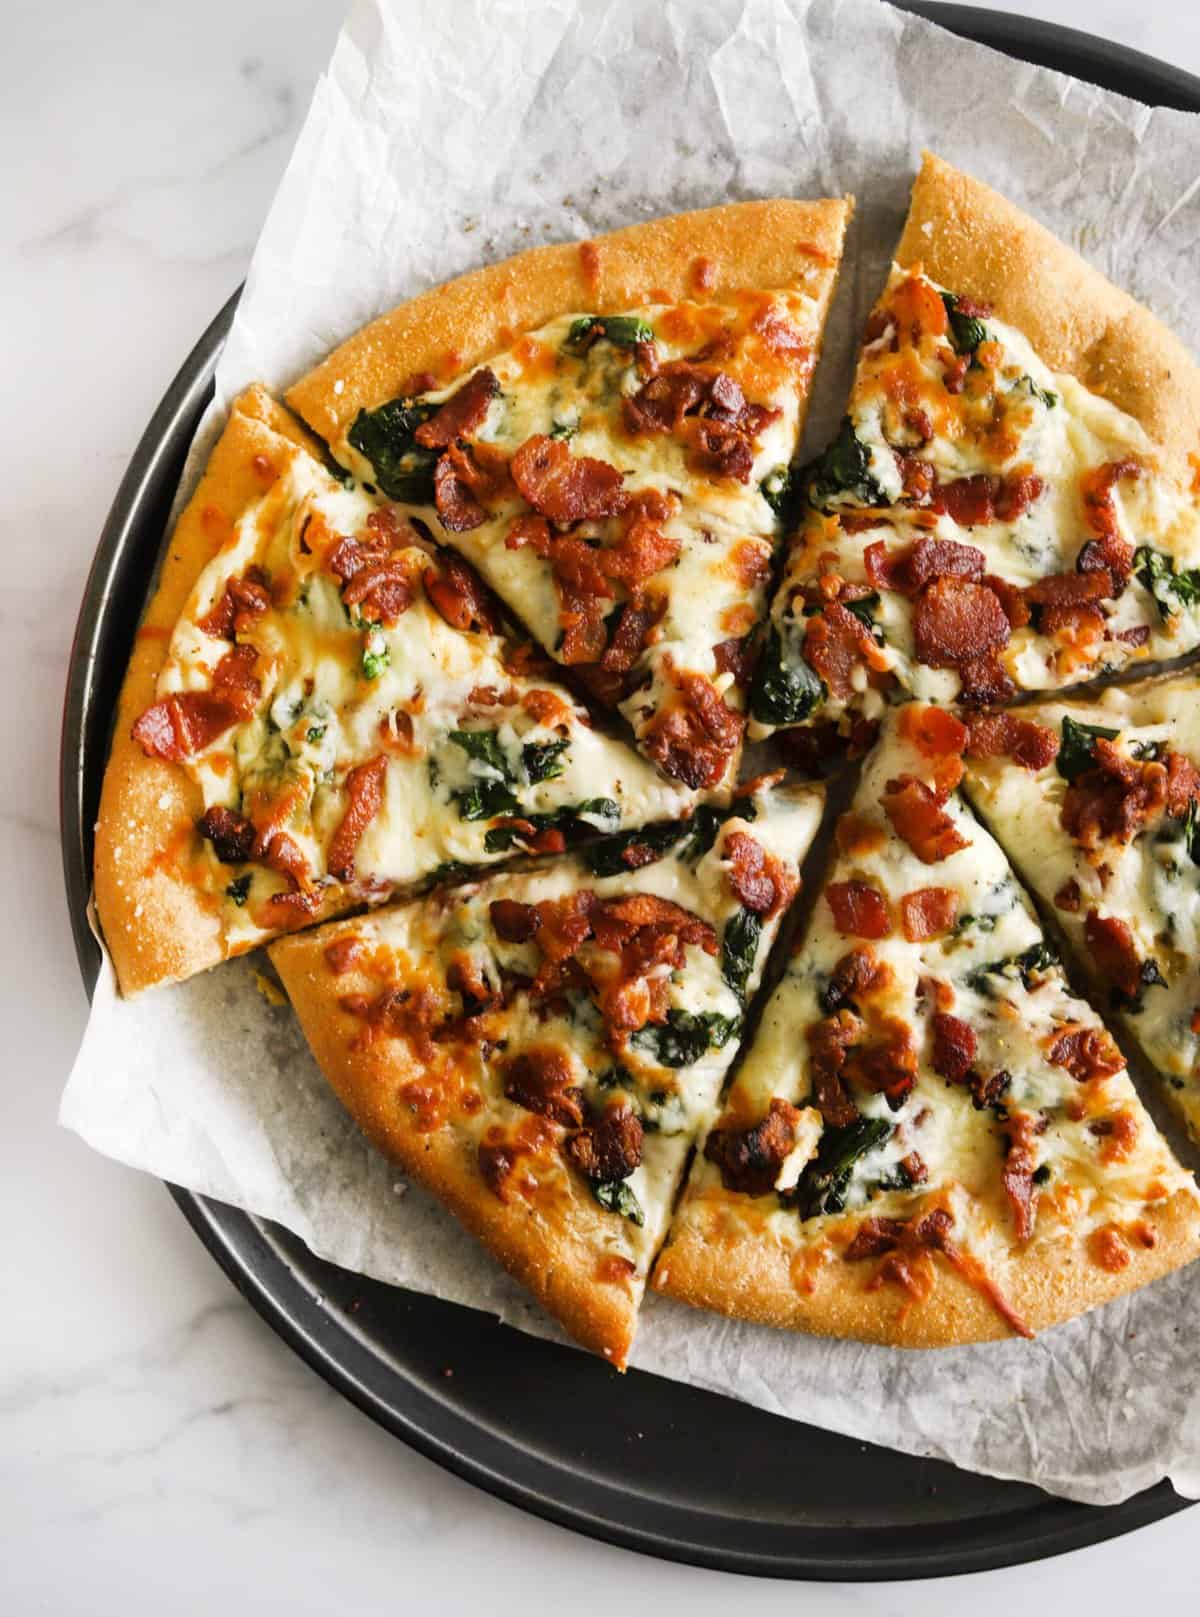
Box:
left=750, top=626, right=825, bottom=726
left=1057, top=715, right=1120, bottom=781
left=522, top=738, right=570, bottom=784
left=941, top=291, right=988, bottom=355
left=760, top=463, right=798, bottom=525
left=450, top=728, right=513, bottom=780
left=804, top=416, right=884, bottom=508
left=225, top=874, right=252, bottom=907
left=592, top=1178, right=645, bottom=1225
left=721, top=907, right=763, bottom=1003
left=632, top=1009, right=740, bottom=1069
left=347, top=397, right=438, bottom=503
left=788, top=1115, right=892, bottom=1219
left=455, top=780, right=521, bottom=822
left=1012, top=374, right=1057, bottom=409
left=563, top=314, right=654, bottom=354
left=965, top=941, right=1059, bottom=996
left=1133, top=546, right=1200, bottom=618
left=842, top=591, right=883, bottom=640
left=583, top=820, right=689, bottom=876
left=481, top=797, right=621, bottom=851
left=361, top=629, right=390, bottom=681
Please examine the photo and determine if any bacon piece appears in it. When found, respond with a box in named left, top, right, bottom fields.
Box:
left=1048, top=1025, right=1125, bottom=1082
left=600, top=516, right=681, bottom=588
left=930, top=475, right=997, bottom=528
left=724, top=830, right=797, bottom=918
left=994, top=470, right=1045, bottom=522
left=1054, top=878, right=1081, bottom=912
left=1081, top=458, right=1142, bottom=542
left=844, top=1018, right=918, bottom=1109
left=502, top=1045, right=584, bottom=1128
left=821, top=947, right=893, bottom=1013
left=826, top=880, right=892, bottom=939
left=1084, top=909, right=1143, bottom=1000
left=413, top=368, right=499, bottom=449
left=624, top=363, right=709, bottom=433
left=804, top=600, right=888, bottom=700
left=489, top=899, right=541, bottom=943
left=931, top=1013, right=976, bottom=1083
left=866, top=537, right=984, bottom=597
left=703, top=1098, right=802, bottom=1197
left=965, top=712, right=1059, bottom=771
left=684, top=417, right=755, bottom=482
left=958, top=650, right=1016, bottom=709
left=1166, top=751, right=1200, bottom=818
left=1025, top=569, right=1113, bottom=608
left=132, top=645, right=260, bottom=761
left=327, top=755, right=388, bottom=882
left=985, top=572, right=1032, bottom=630
left=1062, top=740, right=1167, bottom=847
left=197, top=805, right=255, bottom=864
left=197, top=567, right=271, bottom=639
left=433, top=444, right=489, bottom=530
left=897, top=704, right=968, bottom=759
left=566, top=1104, right=643, bottom=1182
left=478, top=1139, right=525, bottom=1201
left=643, top=672, right=743, bottom=790
left=713, top=634, right=755, bottom=685
left=900, top=887, right=959, bottom=942
left=340, top=555, right=414, bottom=625
left=913, top=577, right=1010, bottom=669
left=806, top=1011, right=861, bottom=1128
left=1002, top=1112, right=1042, bottom=1243
left=511, top=435, right=627, bottom=523
left=882, top=776, right=968, bottom=865
left=423, top=553, right=499, bottom=634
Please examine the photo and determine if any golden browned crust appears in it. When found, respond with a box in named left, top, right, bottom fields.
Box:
left=897, top=152, right=1200, bottom=487
left=654, top=1188, right=1200, bottom=1347
left=286, top=198, right=853, bottom=452
left=93, top=388, right=323, bottom=996
left=269, top=916, right=643, bottom=1366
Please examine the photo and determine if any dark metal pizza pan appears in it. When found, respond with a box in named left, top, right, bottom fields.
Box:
left=59, top=5, right=1200, bottom=1579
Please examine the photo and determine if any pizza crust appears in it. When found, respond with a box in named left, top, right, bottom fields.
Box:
left=898, top=152, right=1200, bottom=488
left=93, top=388, right=325, bottom=995
left=286, top=198, right=853, bottom=453
left=654, top=1185, right=1200, bottom=1347
left=268, top=916, right=644, bottom=1367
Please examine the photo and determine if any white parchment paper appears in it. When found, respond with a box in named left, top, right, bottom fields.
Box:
left=63, top=0, right=1200, bottom=1504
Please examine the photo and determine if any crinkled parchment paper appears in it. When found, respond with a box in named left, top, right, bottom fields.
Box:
left=63, top=0, right=1200, bottom=1504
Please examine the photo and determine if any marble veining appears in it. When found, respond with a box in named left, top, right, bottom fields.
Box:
left=10, top=0, right=1200, bottom=1608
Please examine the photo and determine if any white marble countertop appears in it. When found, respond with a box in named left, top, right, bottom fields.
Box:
left=10, top=0, right=1200, bottom=1608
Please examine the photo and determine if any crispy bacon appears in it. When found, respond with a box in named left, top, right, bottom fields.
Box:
left=882, top=775, right=969, bottom=865
left=931, top=1013, right=977, bottom=1083
left=1084, top=909, right=1143, bottom=1000
left=865, top=537, right=984, bottom=597
left=340, top=555, right=414, bottom=625
left=684, top=417, right=754, bottom=482
left=423, top=553, right=498, bottom=634
left=643, top=671, right=743, bottom=790
left=1048, top=1025, right=1125, bottom=1081
left=502, top=1045, right=584, bottom=1128
left=826, top=880, right=892, bottom=939
left=197, top=805, right=255, bottom=864
left=197, top=567, right=271, bottom=639
left=994, top=470, right=1045, bottom=522
left=600, top=600, right=659, bottom=675
left=1025, top=569, right=1113, bottom=609
left=713, top=634, right=755, bottom=686
left=928, top=470, right=1044, bottom=528
left=623, top=360, right=780, bottom=486
left=900, top=887, right=959, bottom=942
left=1002, top=1111, right=1042, bottom=1243
left=804, top=600, right=888, bottom=699
left=966, top=712, right=1059, bottom=771
left=433, top=443, right=492, bottom=531
left=327, top=754, right=388, bottom=882
left=490, top=899, right=542, bottom=943
left=913, top=577, right=1010, bottom=669
left=820, top=947, right=893, bottom=1013
left=1062, top=740, right=1167, bottom=847
left=844, top=1017, right=919, bottom=1109
left=132, top=645, right=260, bottom=761
left=413, top=368, right=499, bottom=449
left=985, top=572, right=1032, bottom=630
left=623, top=362, right=710, bottom=433
left=806, top=1011, right=861, bottom=1128
left=1081, top=458, right=1142, bottom=542
left=958, top=650, right=1016, bottom=709
left=511, top=435, right=627, bottom=523
left=566, top=1103, right=643, bottom=1182
left=724, top=830, right=797, bottom=918
left=703, top=1098, right=802, bottom=1197
left=1166, top=751, right=1200, bottom=818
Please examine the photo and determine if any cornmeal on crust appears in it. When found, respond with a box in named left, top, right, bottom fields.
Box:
left=655, top=705, right=1200, bottom=1347
left=964, top=672, right=1200, bottom=1144
left=286, top=201, right=852, bottom=793
left=270, top=777, right=824, bottom=1364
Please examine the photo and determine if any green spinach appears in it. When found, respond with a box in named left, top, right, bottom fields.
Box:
left=522, top=738, right=570, bottom=784
left=804, top=416, right=884, bottom=508
left=347, top=397, right=439, bottom=503
left=592, top=1178, right=645, bottom=1226
left=788, top=1116, right=892, bottom=1219
left=941, top=290, right=989, bottom=355
left=632, top=1009, right=740, bottom=1069
left=1133, top=546, right=1200, bottom=618
left=563, top=314, right=654, bottom=354
left=1057, top=715, right=1120, bottom=781
left=749, top=626, right=825, bottom=727
left=721, top=907, right=763, bottom=1002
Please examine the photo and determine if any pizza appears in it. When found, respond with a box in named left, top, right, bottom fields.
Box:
left=964, top=674, right=1200, bottom=1144
left=95, top=387, right=698, bottom=995
left=655, top=704, right=1200, bottom=1345
left=750, top=153, right=1200, bottom=761
left=92, top=176, right=1200, bottom=1364
left=287, top=199, right=851, bottom=792
left=269, top=775, right=823, bottom=1364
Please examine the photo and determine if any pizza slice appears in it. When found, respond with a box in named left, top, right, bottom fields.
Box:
left=751, top=153, right=1200, bottom=758
left=95, top=389, right=701, bottom=995
left=963, top=675, right=1200, bottom=1144
left=269, top=775, right=823, bottom=1365
left=287, top=200, right=852, bottom=792
left=655, top=704, right=1200, bottom=1345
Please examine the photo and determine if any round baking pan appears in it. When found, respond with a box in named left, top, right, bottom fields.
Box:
left=60, top=5, right=1200, bottom=1579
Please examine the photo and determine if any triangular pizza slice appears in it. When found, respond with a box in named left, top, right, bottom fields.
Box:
left=964, top=674, right=1200, bottom=1144
left=269, top=776, right=823, bottom=1365
left=750, top=153, right=1200, bottom=756
left=655, top=704, right=1200, bottom=1346
left=287, top=200, right=851, bottom=792
left=95, top=389, right=701, bottom=995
